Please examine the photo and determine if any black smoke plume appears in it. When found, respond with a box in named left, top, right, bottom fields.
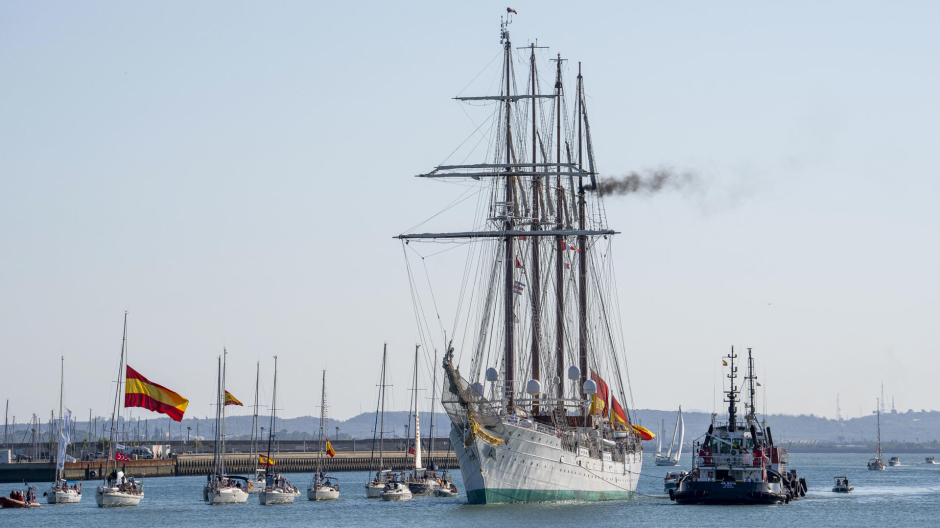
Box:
left=596, top=168, right=700, bottom=197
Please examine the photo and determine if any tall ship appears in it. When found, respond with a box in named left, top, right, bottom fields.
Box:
left=397, top=12, right=644, bottom=504
left=671, top=348, right=807, bottom=505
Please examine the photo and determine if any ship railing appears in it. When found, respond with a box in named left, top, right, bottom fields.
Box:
left=696, top=455, right=769, bottom=468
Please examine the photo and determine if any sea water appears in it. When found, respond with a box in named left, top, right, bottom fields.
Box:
left=3, top=453, right=938, bottom=527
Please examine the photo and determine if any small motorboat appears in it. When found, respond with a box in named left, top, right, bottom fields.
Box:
left=664, top=470, right=688, bottom=495
left=926, top=457, right=937, bottom=465
left=888, top=456, right=900, bottom=466
left=433, top=471, right=458, bottom=497
left=380, top=480, right=412, bottom=502
left=1, top=488, right=41, bottom=508
left=832, top=477, right=853, bottom=493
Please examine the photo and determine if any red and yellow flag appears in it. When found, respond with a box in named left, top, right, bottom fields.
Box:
left=611, top=395, right=628, bottom=428
left=588, top=370, right=609, bottom=417
left=124, top=366, right=189, bottom=422
left=224, top=391, right=243, bottom=407
left=259, top=454, right=275, bottom=466
left=325, top=439, right=336, bottom=458
left=632, top=423, right=655, bottom=441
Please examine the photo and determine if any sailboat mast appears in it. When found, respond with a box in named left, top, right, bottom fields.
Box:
left=501, top=21, right=515, bottom=414
left=576, top=64, right=588, bottom=396
left=429, top=349, right=437, bottom=465
left=379, top=345, right=387, bottom=472
left=251, top=361, right=259, bottom=472
left=317, top=370, right=325, bottom=475
left=411, top=344, right=420, bottom=469
left=553, top=54, right=565, bottom=404
left=105, top=312, right=128, bottom=483
left=876, top=398, right=882, bottom=461
left=221, top=349, right=227, bottom=477
left=212, top=356, right=221, bottom=476
left=55, top=356, right=63, bottom=483
left=528, top=43, right=541, bottom=416
left=265, top=356, right=277, bottom=478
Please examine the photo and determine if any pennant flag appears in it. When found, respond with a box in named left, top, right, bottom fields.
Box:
left=756, top=382, right=762, bottom=387
left=722, top=360, right=728, bottom=366
left=224, top=391, right=244, bottom=407
left=611, top=396, right=628, bottom=427
left=514, top=281, right=525, bottom=294
left=515, top=256, right=524, bottom=268
left=125, top=366, right=189, bottom=422
left=326, top=439, right=336, bottom=458
left=259, top=454, right=275, bottom=466
left=589, top=370, right=610, bottom=417
left=568, top=243, right=581, bottom=252
left=115, top=452, right=130, bottom=462
left=564, top=262, right=570, bottom=270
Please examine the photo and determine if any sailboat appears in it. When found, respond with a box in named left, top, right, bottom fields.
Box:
left=655, top=407, right=684, bottom=466
left=397, top=14, right=643, bottom=504
left=868, top=398, right=886, bottom=471
left=406, top=345, right=440, bottom=496
left=95, top=313, right=144, bottom=507
left=365, top=344, right=393, bottom=498
left=307, top=371, right=340, bottom=501
left=45, top=356, right=81, bottom=504
left=246, top=362, right=264, bottom=493
left=258, top=356, right=299, bottom=505
left=203, top=350, right=249, bottom=505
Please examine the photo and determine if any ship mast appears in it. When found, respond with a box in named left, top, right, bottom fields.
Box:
left=501, top=17, right=515, bottom=414
left=725, top=347, right=738, bottom=432
left=250, top=362, right=260, bottom=474
left=553, top=52, right=565, bottom=405
left=576, top=63, right=588, bottom=399
left=745, top=348, right=758, bottom=423
left=527, top=42, right=542, bottom=415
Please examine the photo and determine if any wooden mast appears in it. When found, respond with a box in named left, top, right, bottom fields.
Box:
left=553, top=54, right=565, bottom=404
left=502, top=20, right=515, bottom=414
left=528, top=43, right=541, bottom=416
left=577, top=64, right=588, bottom=397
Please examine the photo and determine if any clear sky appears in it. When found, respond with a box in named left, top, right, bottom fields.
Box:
left=2, top=1, right=938, bottom=424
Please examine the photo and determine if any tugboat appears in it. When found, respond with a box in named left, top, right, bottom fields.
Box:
left=671, top=348, right=807, bottom=505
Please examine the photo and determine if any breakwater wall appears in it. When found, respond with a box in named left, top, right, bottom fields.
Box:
left=0, top=451, right=458, bottom=483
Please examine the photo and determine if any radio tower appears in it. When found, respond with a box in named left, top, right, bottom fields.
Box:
left=836, top=393, right=841, bottom=422
left=881, top=382, right=886, bottom=414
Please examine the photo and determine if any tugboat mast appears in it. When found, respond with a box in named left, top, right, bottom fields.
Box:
left=725, top=347, right=738, bottom=432
left=745, top=348, right=758, bottom=423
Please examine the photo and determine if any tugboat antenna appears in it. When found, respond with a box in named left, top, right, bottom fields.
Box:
left=725, top=347, right=738, bottom=432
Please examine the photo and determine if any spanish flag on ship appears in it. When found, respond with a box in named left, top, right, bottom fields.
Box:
left=259, top=454, right=275, bottom=466
left=124, top=366, right=189, bottom=421
left=224, top=391, right=243, bottom=406
left=326, top=439, right=336, bottom=458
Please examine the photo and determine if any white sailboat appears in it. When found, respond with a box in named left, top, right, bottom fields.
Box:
left=406, top=345, right=440, bottom=496
left=307, top=371, right=340, bottom=501
left=868, top=398, right=886, bottom=471
left=204, top=350, right=249, bottom=505
left=365, top=345, right=393, bottom=498
left=45, top=356, right=81, bottom=504
left=398, top=14, right=643, bottom=503
left=655, top=407, right=684, bottom=466
left=258, top=356, right=298, bottom=505
left=95, top=313, right=144, bottom=507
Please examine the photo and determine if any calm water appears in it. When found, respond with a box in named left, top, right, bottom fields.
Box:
left=4, top=453, right=939, bottom=526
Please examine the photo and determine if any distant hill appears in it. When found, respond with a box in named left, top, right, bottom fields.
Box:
left=7, top=408, right=940, bottom=445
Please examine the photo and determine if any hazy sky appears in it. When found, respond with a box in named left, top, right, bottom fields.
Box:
left=2, top=1, right=938, bottom=425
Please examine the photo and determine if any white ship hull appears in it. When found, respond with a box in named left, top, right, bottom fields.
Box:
left=258, top=489, right=296, bottom=505
left=94, top=487, right=143, bottom=507
left=45, top=488, right=82, bottom=504
left=451, top=421, right=641, bottom=504
left=307, top=487, right=339, bottom=501
left=365, top=484, right=385, bottom=498
left=204, top=487, right=249, bottom=505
